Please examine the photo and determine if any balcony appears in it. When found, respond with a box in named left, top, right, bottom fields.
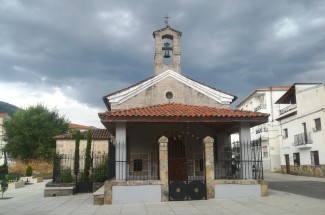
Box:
left=279, top=104, right=297, bottom=115
left=293, top=132, right=313, bottom=148
left=254, top=104, right=266, bottom=112
left=255, top=127, right=268, bottom=134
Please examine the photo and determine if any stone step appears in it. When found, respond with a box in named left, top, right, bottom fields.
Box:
left=93, top=185, right=104, bottom=205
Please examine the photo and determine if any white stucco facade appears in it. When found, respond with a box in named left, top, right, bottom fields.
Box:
left=237, top=86, right=290, bottom=172
left=276, top=84, right=325, bottom=176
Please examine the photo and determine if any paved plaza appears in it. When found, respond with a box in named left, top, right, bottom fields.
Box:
left=0, top=174, right=325, bottom=215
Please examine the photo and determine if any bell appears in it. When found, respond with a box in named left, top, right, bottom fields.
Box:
left=164, top=50, right=170, bottom=58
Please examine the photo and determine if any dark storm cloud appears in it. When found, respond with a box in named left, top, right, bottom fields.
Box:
left=1, top=0, right=325, bottom=108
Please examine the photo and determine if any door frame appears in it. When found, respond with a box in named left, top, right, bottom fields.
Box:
left=284, top=154, right=290, bottom=174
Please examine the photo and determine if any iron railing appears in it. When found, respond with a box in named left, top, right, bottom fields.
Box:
left=279, top=104, right=297, bottom=115
left=293, top=132, right=312, bottom=146
left=215, top=139, right=263, bottom=180
left=53, top=154, right=108, bottom=183
left=114, top=142, right=159, bottom=180
left=254, top=103, right=266, bottom=112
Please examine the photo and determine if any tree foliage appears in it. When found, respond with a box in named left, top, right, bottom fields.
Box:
left=4, top=104, right=69, bottom=161
left=25, top=166, right=33, bottom=176
left=74, top=130, right=80, bottom=177
left=83, top=129, right=92, bottom=181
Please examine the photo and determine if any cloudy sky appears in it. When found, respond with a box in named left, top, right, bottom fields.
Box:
left=1, top=0, right=325, bottom=128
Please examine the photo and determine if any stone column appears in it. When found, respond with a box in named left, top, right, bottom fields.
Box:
left=203, top=136, right=215, bottom=198
left=239, top=122, right=253, bottom=179
left=158, top=136, right=168, bottom=201
left=116, top=122, right=126, bottom=180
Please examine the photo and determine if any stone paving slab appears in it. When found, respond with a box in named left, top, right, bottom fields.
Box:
left=0, top=177, right=325, bottom=215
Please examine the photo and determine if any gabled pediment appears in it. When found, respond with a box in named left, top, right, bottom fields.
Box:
left=103, top=70, right=236, bottom=110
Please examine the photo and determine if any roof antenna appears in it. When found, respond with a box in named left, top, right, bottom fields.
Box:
left=164, top=15, right=170, bottom=27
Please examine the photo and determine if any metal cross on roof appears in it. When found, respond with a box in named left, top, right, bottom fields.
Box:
left=164, top=15, right=170, bottom=26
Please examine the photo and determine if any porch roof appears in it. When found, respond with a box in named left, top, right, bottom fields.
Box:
left=99, top=103, right=268, bottom=123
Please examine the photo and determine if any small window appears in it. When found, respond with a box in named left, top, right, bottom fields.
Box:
left=311, top=151, right=319, bottom=166
left=293, top=153, right=300, bottom=166
left=262, top=146, right=268, bottom=158
left=263, top=152, right=268, bottom=158
left=283, top=128, right=288, bottom=139
left=314, top=118, right=321, bottom=131
left=133, top=159, right=143, bottom=171
left=165, top=91, right=173, bottom=100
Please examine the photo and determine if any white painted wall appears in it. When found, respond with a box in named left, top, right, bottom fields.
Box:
left=112, top=185, right=161, bottom=204
left=116, top=122, right=127, bottom=180
left=237, top=87, right=288, bottom=172
left=239, top=122, right=253, bottom=179
left=215, top=184, right=261, bottom=199
left=279, top=84, right=325, bottom=166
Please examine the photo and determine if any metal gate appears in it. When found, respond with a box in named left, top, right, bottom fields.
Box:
left=168, top=133, right=206, bottom=201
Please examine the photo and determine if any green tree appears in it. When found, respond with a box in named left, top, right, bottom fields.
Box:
left=83, top=129, right=92, bottom=181
left=74, top=130, right=81, bottom=180
left=25, top=166, right=33, bottom=176
left=3, top=104, right=69, bottom=161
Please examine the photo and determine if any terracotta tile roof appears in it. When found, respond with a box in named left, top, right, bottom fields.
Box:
left=54, top=129, right=111, bottom=140
left=0, top=113, right=9, bottom=117
left=69, top=123, right=96, bottom=130
left=99, top=103, right=268, bottom=122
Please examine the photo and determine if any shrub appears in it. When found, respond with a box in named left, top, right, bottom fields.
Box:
left=1, top=180, right=8, bottom=199
left=25, top=166, right=33, bottom=176
left=92, top=159, right=108, bottom=182
left=60, top=169, right=74, bottom=183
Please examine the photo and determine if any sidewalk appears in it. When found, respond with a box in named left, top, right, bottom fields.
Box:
left=0, top=176, right=324, bottom=215
left=264, top=172, right=325, bottom=182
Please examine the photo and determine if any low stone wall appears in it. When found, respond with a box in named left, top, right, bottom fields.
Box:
left=20, top=176, right=43, bottom=184
left=8, top=181, right=25, bottom=190
left=44, top=187, right=75, bottom=197
left=281, top=165, right=325, bottom=177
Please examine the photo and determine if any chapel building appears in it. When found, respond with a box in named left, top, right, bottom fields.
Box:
left=99, top=23, right=269, bottom=204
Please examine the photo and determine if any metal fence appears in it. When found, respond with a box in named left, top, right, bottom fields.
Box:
left=215, top=138, right=263, bottom=180
left=53, top=154, right=108, bottom=183
left=112, top=142, right=159, bottom=180
left=109, top=138, right=263, bottom=181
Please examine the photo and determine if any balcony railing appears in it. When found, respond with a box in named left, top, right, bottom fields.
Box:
left=254, top=104, right=266, bottom=112
left=255, top=127, right=268, bottom=134
left=279, top=104, right=297, bottom=115
left=293, top=132, right=312, bottom=146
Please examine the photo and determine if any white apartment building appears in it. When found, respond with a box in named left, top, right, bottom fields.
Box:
left=275, top=83, right=325, bottom=177
left=0, top=113, right=10, bottom=165
left=237, top=86, right=290, bottom=172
